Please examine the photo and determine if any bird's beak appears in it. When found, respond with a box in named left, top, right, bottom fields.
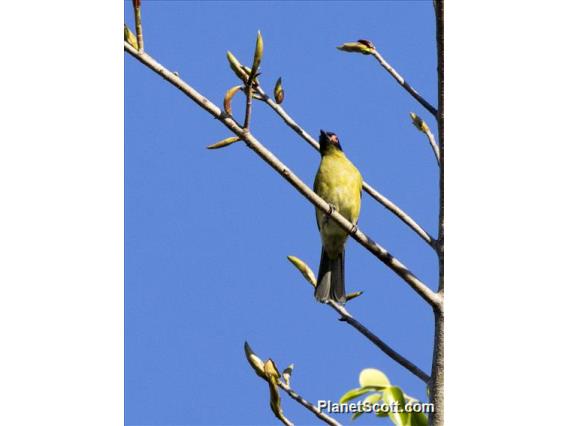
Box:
left=320, top=130, right=328, bottom=139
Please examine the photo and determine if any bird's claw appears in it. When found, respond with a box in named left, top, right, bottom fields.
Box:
left=323, top=204, right=337, bottom=226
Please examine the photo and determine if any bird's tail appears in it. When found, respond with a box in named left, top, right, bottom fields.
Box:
left=315, top=248, right=346, bottom=304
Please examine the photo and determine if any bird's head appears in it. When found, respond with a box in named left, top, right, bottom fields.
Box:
left=319, top=130, right=343, bottom=154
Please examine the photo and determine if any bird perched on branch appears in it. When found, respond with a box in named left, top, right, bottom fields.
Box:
left=314, top=130, right=363, bottom=304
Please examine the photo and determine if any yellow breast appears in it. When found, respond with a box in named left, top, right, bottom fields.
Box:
left=314, top=149, right=362, bottom=256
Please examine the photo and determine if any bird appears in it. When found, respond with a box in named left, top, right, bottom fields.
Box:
left=313, top=130, right=363, bottom=304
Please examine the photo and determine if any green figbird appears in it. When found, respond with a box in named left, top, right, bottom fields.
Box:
left=314, top=130, right=363, bottom=304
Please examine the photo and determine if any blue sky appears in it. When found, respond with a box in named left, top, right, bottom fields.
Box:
left=125, top=1, right=439, bottom=425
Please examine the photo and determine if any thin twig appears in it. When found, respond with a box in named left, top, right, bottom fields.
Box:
left=243, top=78, right=254, bottom=130
left=132, top=0, right=144, bottom=53
left=270, top=380, right=294, bottom=426
left=279, top=381, right=341, bottom=426
left=424, top=125, right=440, bottom=165
left=275, top=412, right=293, bottom=426
left=124, top=42, right=441, bottom=308
left=254, top=86, right=436, bottom=248
left=328, top=301, right=430, bottom=383
left=412, top=113, right=440, bottom=165
left=370, top=49, right=437, bottom=117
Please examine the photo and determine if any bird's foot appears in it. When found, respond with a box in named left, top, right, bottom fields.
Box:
left=350, top=223, right=359, bottom=235
left=323, top=203, right=337, bottom=226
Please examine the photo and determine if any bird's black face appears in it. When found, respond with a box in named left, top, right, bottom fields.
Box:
left=319, top=130, right=343, bottom=154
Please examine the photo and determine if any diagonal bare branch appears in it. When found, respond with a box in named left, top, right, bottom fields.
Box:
left=246, top=342, right=341, bottom=425
left=254, top=86, right=436, bottom=248
left=286, top=256, right=429, bottom=382
left=369, top=48, right=437, bottom=116
left=328, top=300, right=430, bottom=383
left=124, top=42, right=441, bottom=309
left=278, top=381, right=341, bottom=426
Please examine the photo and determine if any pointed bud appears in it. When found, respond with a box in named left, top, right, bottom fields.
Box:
left=264, top=359, right=289, bottom=425
left=282, top=363, right=294, bottom=386
left=207, top=136, right=241, bottom=150
left=287, top=255, right=316, bottom=287
left=274, top=77, right=284, bottom=104
left=124, top=24, right=138, bottom=50
left=357, top=39, right=375, bottom=50
left=244, top=341, right=267, bottom=379
left=337, top=41, right=375, bottom=55
left=223, top=85, right=242, bottom=116
left=132, top=0, right=141, bottom=9
left=250, top=31, right=264, bottom=81
left=410, top=112, right=430, bottom=133
left=227, top=51, right=250, bottom=83
left=346, top=290, right=364, bottom=302
left=264, top=358, right=281, bottom=380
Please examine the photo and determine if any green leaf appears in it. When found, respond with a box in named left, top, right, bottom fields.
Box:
left=287, top=255, right=316, bottom=287
left=250, top=31, right=263, bottom=81
left=263, top=358, right=281, bottom=379
left=336, top=41, right=374, bottom=55
left=339, top=387, right=373, bottom=404
left=383, top=386, right=410, bottom=426
left=345, top=290, right=364, bottom=302
left=207, top=136, right=241, bottom=150
left=226, top=51, right=250, bottom=83
left=243, top=341, right=266, bottom=379
left=124, top=24, right=138, bottom=50
left=223, top=85, right=242, bottom=116
left=409, top=411, right=429, bottom=426
left=274, top=77, right=284, bottom=104
left=410, top=112, right=429, bottom=133
left=352, top=393, right=382, bottom=420
left=359, top=368, right=390, bottom=389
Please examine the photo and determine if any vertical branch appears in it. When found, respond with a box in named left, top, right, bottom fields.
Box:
left=132, top=0, right=144, bottom=53
left=430, top=1, right=445, bottom=425
left=430, top=309, right=444, bottom=426
left=244, top=31, right=263, bottom=130
left=243, top=82, right=254, bottom=130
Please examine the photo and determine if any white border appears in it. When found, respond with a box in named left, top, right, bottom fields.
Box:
left=1, top=1, right=568, bottom=425
left=446, top=1, right=568, bottom=425
left=0, top=1, right=123, bottom=425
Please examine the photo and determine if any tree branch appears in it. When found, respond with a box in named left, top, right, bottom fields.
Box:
left=124, top=42, right=441, bottom=308
left=243, top=81, right=254, bottom=130
left=424, top=124, right=440, bottom=165
left=254, top=86, right=436, bottom=248
left=430, top=1, right=445, bottom=424
left=132, top=0, right=144, bottom=53
left=411, top=113, right=440, bottom=166
left=328, top=300, right=430, bottom=383
left=278, top=381, right=341, bottom=426
left=369, top=49, right=437, bottom=117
